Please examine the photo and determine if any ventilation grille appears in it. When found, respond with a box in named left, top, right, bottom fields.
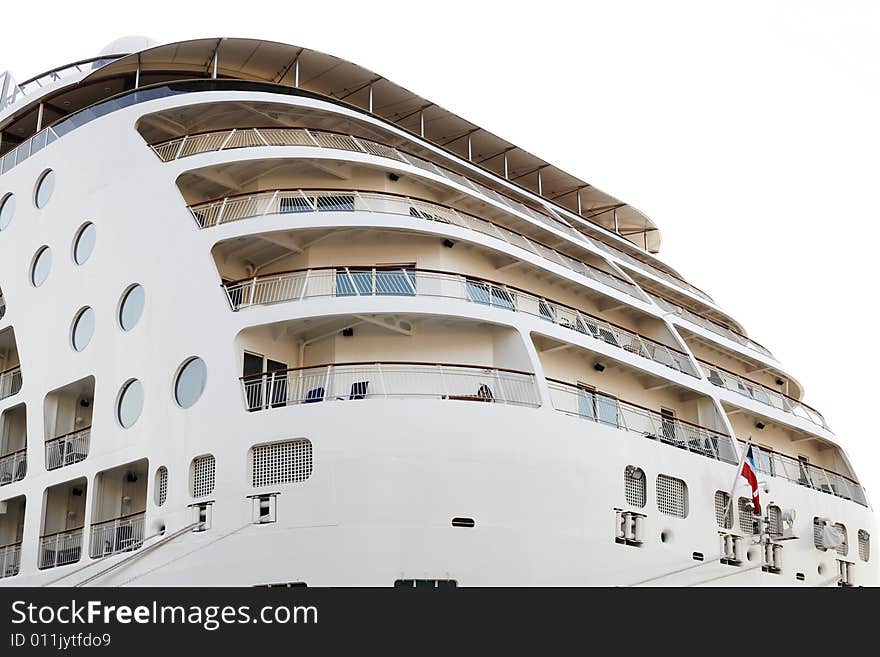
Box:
left=191, top=455, right=216, bottom=498
left=858, top=530, right=870, bottom=562
left=767, top=505, right=782, bottom=538
left=738, top=498, right=756, bottom=534
left=252, top=439, right=313, bottom=487
left=814, top=518, right=824, bottom=550
left=833, top=523, right=848, bottom=556
left=156, top=466, right=168, bottom=506
left=714, top=491, right=732, bottom=529
left=656, top=475, right=688, bottom=518
left=624, top=467, right=646, bottom=508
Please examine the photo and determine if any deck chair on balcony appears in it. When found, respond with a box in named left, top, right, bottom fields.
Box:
left=476, top=384, right=494, bottom=402
left=304, top=387, right=325, bottom=403
left=349, top=381, right=369, bottom=400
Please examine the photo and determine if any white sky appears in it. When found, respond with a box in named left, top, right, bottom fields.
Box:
left=2, top=1, right=879, bottom=508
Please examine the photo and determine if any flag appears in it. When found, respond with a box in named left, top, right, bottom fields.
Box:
left=741, top=446, right=761, bottom=514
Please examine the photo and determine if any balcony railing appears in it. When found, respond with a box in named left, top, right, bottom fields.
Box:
left=45, top=427, right=91, bottom=471
left=0, top=448, right=26, bottom=486
left=89, top=512, right=146, bottom=559
left=241, top=362, right=541, bottom=412
left=155, top=125, right=703, bottom=302
left=38, top=527, right=83, bottom=569
left=547, top=378, right=738, bottom=464
left=0, top=366, right=22, bottom=400
left=0, top=542, right=21, bottom=579
left=225, top=266, right=698, bottom=378
left=700, top=362, right=829, bottom=431
left=741, top=441, right=867, bottom=507
left=193, top=188, right=641, bottom=300
left=648, top=293, right=775, bottom=360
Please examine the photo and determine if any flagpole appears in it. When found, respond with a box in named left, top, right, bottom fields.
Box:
left=722, top=434, right=751, bottom=528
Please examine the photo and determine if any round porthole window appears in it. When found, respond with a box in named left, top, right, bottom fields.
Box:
left=34, top=169, right=55, bottom=209
left=175, top=357, right=207, bottom=409
left=119, top=284, right=145, bottom=331
left=71, top=306, right=95, bottom=351
left=30, top=246, right=52, bottom=287
left=0, top=193, right=14, bottom=230
left=117, top=379, right=144, bottom=428
left=73, top=222, right=96, bottom=265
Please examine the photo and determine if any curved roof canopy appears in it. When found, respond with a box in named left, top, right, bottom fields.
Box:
left=3, top=37, right=661, bottom=252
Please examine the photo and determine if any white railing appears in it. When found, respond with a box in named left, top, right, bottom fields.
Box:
left=700, top=363, right=830, bottom=431
left=45, top=427, right=91, bottom=471
left=193, top=188, right=640, bottom=300
left=547, top=378, right=739, bottom=464
left=89, top=512, right=146, bottom=559
left=0, top=126, right=60, bottom=175
left=156, top=126, right=708, bottom=302
left=649, top=293, right=775, bottom=359
left=0, top=366, right=22, bottom=400
left=241, top=362, right=541, bottom=412
left=0, top=543, right=21, bottom=579
left=225, top=267, right=698, bottom=377
left=0, top=449, right=26, bottom=486
left=38, top=527, right=83, bottom=569
left=741, top=440, right=867, bottom=507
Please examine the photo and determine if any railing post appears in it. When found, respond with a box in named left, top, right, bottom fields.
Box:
left=376, top=363, right=387, bottom=398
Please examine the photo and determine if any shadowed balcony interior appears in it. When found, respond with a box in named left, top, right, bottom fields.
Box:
left=90, top=459, right=148, bottom=559
left=43, top=376, right=94, bottom=471
left=0, top=404, right=26, bottom=486
left=0, top=495, right=25, bottom=578
left=39, top=478, right=87, bottom=569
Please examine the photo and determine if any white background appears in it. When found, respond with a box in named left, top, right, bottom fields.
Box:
left=2, top=1, right=878, bottom=510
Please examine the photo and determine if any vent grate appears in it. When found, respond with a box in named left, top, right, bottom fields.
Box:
left=833, top=523, right=848, bottom=556
left=858, top=530, right=870, bottom=562
left=252, top=439, right=313, bottom=487
left=656, top=475, right=688, bottom=518
left=624, top=467, right=646, bottom=508
left=738, top=497, right=756, bottom=534
left=156, top=466, right=168, bottom=506
left=767, top=505, right=782, bottom=538
left=714, top=491, right=732, bottom=529
left=191, top=455, right=216, bottom=498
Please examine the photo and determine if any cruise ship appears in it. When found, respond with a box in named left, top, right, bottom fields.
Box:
left=0, top=37, right=874, bottom=587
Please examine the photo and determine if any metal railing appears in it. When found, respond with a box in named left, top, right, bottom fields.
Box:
left=45, top=427, right=91, bottom=471
left=225, top=266, right=698, bottom=377
left=155, top=126, right=703, bottom=301
left=0, top=449, right=26, bottom=486
left=192, top=188, right=640, bottom=300
left=38, top=527, right=83, bottom=569
left=700, top=362, right=829, bottom=430
left=0, top=366, right=22, bottom=400
left=741, top=440, right=867, bottom=507
left=547, top=378, right=738, bottom=464
left=648, top=293, right=774, bottom=359
left=0, top=126, right=60, bottom=175
left=15, top=55, right=123, bottom=99
left=89, top=512, right=146, bottom=559
left=0, top=542, right=21, bottom=579
left=241, top=361, right=541, bottom=412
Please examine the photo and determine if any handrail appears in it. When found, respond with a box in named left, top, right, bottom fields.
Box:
left=45, top=425, right=92, bottom=444
left=0, top=365, right=21, bottom=376
left=40, top=526, right=84, bottom=540
left=90, top=511, right=146, bottom=527
left=241, top=360, right=534, bottom=381
left=191, top=188, right=641, bottom=300
left=157, top=125, right=710, bottom=303
left=224, top=266, right=699, bottom=378
left=0, top=541, right=22, bottom=550
left=0, top=446, right=26, bottom=457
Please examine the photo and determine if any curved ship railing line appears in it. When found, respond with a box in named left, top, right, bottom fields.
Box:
left=700, top=361, right=829, bottom=431
left=224, top=266, right=698, bottom=379
left=740, top=440, right=867, bottom=507
left=0, top=448, right=26, bottom=487
left=191, top=188, right=640, bottom=301
left=0, top=366, right=22, bottom=400
left=547, top=377, right=738, bottom=464
left=89, top=512, right=146, bottom=559
left=156, top=125, right=712, bottom=304
left=38, top=527, right=83, bottom=570
left=0, top=542, right=21, bottom=579
left=44, top=426, right=91, bottom=471
left=647, top=292, right=774, bottom=360
left=240, top=361, right=541, bottom=412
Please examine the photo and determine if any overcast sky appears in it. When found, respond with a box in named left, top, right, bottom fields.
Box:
left=3, top=1, right=879, bottom=504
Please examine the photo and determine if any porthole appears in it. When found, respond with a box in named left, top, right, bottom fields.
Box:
left=175, top=357, right=207, bottom=409
left=73, top=222, right=96, bottom=265
left=0, top=193, right=14, bottom=230
left=117, top=379, right=144, bottom=428
left=34, top=169, right=55, bottom=209
left=30, top=246, right=52, bottom=287
left=71, top=306, right=95, bottom=351
left=118, top=284, right=145, bottom=331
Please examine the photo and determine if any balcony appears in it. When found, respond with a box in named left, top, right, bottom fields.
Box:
left=38, top=527, right=84, bottom=569
left=0, top=449, right=26, bottom=486
left=0, top=366, right=21, bottom=400
left=193, top=188, right=640, bottom=300
left=547, top=377, right=738, bottom=464
left=225, top=266, right=697, bottom=378
left=45, top=427, right=91, bottom=471
left=743, top=441, right=867, bottom=507
left=241, top=362, right=541, bottom=412
left=89, top=512, right=145, bottom=559
left=0, top=542, right=20, bottom=579
left=700, top=361, right=829, bottom=431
